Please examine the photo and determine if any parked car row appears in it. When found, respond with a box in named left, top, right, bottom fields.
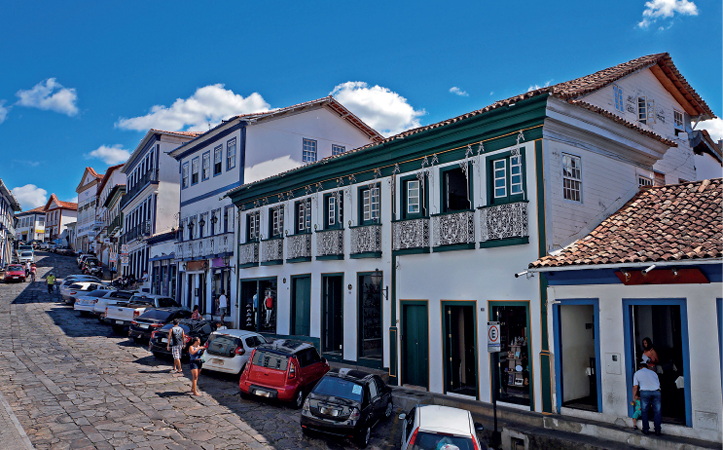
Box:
left=59, top=274, right=485, bottom=449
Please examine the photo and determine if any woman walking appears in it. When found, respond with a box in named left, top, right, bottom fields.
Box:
left=188, top=337, right=205, bottom=396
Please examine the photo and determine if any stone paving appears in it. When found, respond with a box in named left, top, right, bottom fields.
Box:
left=0, top=252, right=402, bottom=450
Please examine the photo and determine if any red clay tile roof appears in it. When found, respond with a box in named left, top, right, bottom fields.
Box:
left=150, top=129, right=203, bottom=138
left=86, top=167, right=103, bottom=179
left=44, top=194, right=77, bottom=211
left=530, top=178, right=723, bottom=269
left=18, top=206, right=46, bottom=215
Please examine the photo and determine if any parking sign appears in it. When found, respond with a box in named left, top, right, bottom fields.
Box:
left=488, top=321, right=501, bottom=353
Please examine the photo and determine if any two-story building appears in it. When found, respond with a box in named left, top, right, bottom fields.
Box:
left=169, top=96, right=382, bottom=324
left=94, top=164, right=126, bottom=266
left=0, top=179, right=21, bottom=266
left=120, top=129, right=200, bottom=282
left=75, top=167, right=104, bottom=253
left=15, top=206, right=45, bottom=244
left=226, top=53, right=717, bottom=442
left=43, top=194, right=77, bottom=246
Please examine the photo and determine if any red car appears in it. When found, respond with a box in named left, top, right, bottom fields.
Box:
left=4, top=264, right=26, bottom=283
left=239, top=339, right=330, bottom=408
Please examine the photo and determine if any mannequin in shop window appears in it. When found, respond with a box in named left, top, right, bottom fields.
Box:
left=264, top=292, right=274, bottom=326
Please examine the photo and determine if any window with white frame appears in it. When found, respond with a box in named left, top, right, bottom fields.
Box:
left=191, top=157, right=199, bottom=185
left=562, top=154, right=582, bottom=202
left=227, top=138, right=237, bottom=170
left=673, top=109, right=684, bottom=131
left=407, top=179, right=420, bottom=215
left=202, top=152, right=210, bottom=180
left=488, top=152, right=525, bottom=205
left=613, top=85, right=624, bottom=112
left=214, top=146, right=222, bottom=175
left=271, top=206, right=284, bottom=237
left=182, top=162, right=189, bottom=188
left=361, top=184, right=380, bottom=223
left=302, top=138, right=317, bottom=163
left=332, top=144, right=345, bottom=156
left=324, top=193, right=343, bottom=229
left=296, top=199, right=311, bottom=233
left=638, top=96, right=655, bottom=125
left=247, top=211, right=260, bottom=242
left=638, top=175, right=653, bottom=187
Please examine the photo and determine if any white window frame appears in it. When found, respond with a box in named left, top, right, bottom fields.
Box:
left=562, top=153, right=582, bottom=203
left=407, top=179, right=420, bottom=214
left=613, top=85, right=624, bottom=112
left=673, top=109, right=684, bottom=131
left=638, top=175, right=653, bottom=187
left=493, top=159, right=507, bottom=199
left=638, top=96, right=655, bottom=125
left=191, top=158, right=199, bottom=185
left=328, top=196, right=336, bottom=226
left=363, top=185, right=380, bottom=222
left=227, top=138, right=237, bottom=170
left=202, top=152, right=210, bottom=180
left=272, top=206, right=284, bottom=237
left=214, top=146, right=223, bottom=175
left=248, top=211, right=260, bottom=241
left=332, top=144, right=345, bottom=156
left=302, top=139, right=317, bottom=163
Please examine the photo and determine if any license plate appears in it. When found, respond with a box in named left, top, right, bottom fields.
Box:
left=320, top=407, right=340, bottom=416
left=115, top=320, right=123, bottom=325
left=211, top=359, right=224, bottom=365
left=161, top=338, right=168, bottom=343
left=254, top=389, right=271, bottom=398
left=139, top=324, right=149, bottom=329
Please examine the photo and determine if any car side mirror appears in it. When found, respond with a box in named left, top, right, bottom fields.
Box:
left=398, top=413, right=406, bottom=420
left=474, top=422, right=484, bottom=432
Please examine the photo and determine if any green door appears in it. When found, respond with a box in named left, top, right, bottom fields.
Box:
left=402, top=302, right=429, bottom=388
left=291, top=276, right=311, bottom=336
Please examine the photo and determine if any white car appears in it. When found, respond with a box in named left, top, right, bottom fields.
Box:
left=93, top=290, right=136, bottom=320
left=399, top=405, right=486, bottom=450
left=60, top=278, right=105, bottom=303
left=18, top=251, right=34, bottom=264
left=202, top=329, right=267, bottom=375
left=74, top=289, right=116, bottom=314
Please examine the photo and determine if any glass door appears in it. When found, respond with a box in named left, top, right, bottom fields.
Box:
left=491, top=303, right=531, bottom=406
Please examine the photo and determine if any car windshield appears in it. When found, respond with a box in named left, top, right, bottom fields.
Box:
left=252, top=350, right=289, bottom=370
left=139, top=310, right=173, bottom=321
left=8, top=265, right=23, bottom=271
left=410, top=433, right=475, bottom=450
left=313, top=377, right=364, bottom=402
left=21, top=252, right=33, bottom=257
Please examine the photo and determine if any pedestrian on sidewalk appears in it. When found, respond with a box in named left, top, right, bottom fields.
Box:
left=188, top=337, right=205, bottom=396
left=46, top=273, right=56, bottom=295
left=166, top=319, right=185, bottom=374
left=633, top=359, right=662, bottom=436
left=216, top=290, right=228, bottom=325
left=29, top=263, right=36, bottom=283
left=191, top=305, right=202, bottom=320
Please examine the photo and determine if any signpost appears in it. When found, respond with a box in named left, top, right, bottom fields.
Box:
left=488, top=321, right=502, bottom=448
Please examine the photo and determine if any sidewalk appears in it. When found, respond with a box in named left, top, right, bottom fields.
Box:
left=0, top=387, right=35, bottom=450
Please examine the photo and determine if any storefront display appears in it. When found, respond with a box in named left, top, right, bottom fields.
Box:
left=492, top=304, right=531, bottom=406
left=241, top=278, right=277, bottom=334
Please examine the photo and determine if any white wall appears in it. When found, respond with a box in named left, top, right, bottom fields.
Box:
left=548, top=281, right=723, bottom=443
left=560, top=304, right=595, bottom=402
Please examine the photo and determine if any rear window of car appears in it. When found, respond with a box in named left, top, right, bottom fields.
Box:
left=88, top=290, right=110, bottom=297
left=110, top=291, right=134, bottom=299
left=138, top=310, right=172, bottom=321
left=313, top=377, right=364, bottom=402
left=8, top=265, right=23, bottom=271
left=411, top=433, right=475, bottom=450
left=252, top=350, right=289, bottom=370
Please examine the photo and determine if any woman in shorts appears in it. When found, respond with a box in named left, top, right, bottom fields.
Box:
left=188, top=337, right=205, bottom=396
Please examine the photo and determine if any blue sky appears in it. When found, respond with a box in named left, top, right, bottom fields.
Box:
left=1, top=0, right=720, bottom=210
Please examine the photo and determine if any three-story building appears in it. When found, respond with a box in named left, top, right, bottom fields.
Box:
left=75, top=167, right=104, bottom=253
left=0, top=179, right=21, bottom=266
left=15, top=207, right=45, bottom=244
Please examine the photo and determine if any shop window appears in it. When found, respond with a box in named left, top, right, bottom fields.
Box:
left=359, top=184, right=381, bottom=224
left=324, top=193, right=343, bottom=229
left=240, top=278, right=277, bottom=334
left=441, top=165, right=471, bottom=212
left=491, top=304, right=531, bottom=406
left=295, top=199, right=311, bottom=233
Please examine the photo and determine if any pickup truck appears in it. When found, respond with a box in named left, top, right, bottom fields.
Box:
left=94, top=290, right=137, bottom=320
left=105, top=294, right=181, bottom=334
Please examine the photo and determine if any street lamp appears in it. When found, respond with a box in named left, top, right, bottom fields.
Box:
left=371, top=268, right=388, bottom=300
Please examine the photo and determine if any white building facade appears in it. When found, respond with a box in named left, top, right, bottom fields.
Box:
left=75, top=167, right=103, bottom=253
left=0, top=180, right=20, bottom=266
left=15, top=207, right=45, bottom=244
left=170, top=97, right=381, bottom=325
left=94, top=164, right=126, bottom=266
left=43, top=194, right=77, bottom=246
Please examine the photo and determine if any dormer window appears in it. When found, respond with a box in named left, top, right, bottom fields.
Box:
left=613, top=85, right=624, bottom=112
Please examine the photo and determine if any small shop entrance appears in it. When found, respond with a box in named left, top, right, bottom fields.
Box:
left=489, top=302, right=533, bottom=407
left=358, top=273, right=383, bottom=366
left=240, top=277, right=278, bottom=334
left=321, top=274, right=343, bottom=357
left=401, top=301, right=429, bottom=389
left=553, top=300, right=602, bottom=413
left=624, top=299, right=691, bottom=426
left=442, top=302, right=478, bottom=398
left=291, top=275, right=311, bottom=336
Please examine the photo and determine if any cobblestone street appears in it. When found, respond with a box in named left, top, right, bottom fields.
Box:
left=0, top=252, right=401, bottom=450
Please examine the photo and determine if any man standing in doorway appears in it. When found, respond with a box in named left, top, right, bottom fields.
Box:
left=217, top=290, right=228, bottom=325
left=633, top=359, right=662, bottom=436
left=46, top=273, right=56, bottom=295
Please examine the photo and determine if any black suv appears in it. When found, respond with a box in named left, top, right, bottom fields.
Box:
left=300, top=368, right=393, bottom=447
left=148, top=319, right=213, bottom=359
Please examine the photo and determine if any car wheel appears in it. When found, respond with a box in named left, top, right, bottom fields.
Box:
left=111, top=325, right=124, bottom=335
left=132, top=336, right=145, bottom=344
left=292, top=389, right=305, bottom=409
left=384, top=401, right=393, bottom=418
left=356, top=425, right=371, bottom=448
left=240, top=391, right=252, bottom=400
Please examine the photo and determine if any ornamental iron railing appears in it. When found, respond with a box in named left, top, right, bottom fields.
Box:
left=261, top=237, right=284, bottom=263
left=350, top=224, right=382, bottom=255
left=238, top=242, right=259, bottom=265
left=286, top=233, right=312, bottom=260
left=316, top=229, right=344, bottom=257
left=479, top=201, right=528, bottom=242
left=431, top=210, right=475, bottom=247
left=393, top=218, right=430, bottom=251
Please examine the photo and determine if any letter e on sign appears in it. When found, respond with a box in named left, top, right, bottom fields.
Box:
left=488, top=321, right=501, bottom=353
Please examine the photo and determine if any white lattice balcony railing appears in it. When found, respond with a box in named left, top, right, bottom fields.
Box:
left=431, top=210, right=475, bottom=248
left=479, top=201, right=529, bottom=243
left=350, top=223, right=382, bottom=256
left=239, top=242, right=259, bottom=266
left=315, top=229, right=344, bottom=257
left=261, top=237, right=284, bottom=263
left=286, top=233, right=312, bottom=261
left=393, top=218, right=430, bottom=251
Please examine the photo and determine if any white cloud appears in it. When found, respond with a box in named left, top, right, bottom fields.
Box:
left=0, top=100, right=9, bottom=124
left=12, top=184, right=47, bottom=210
left=449, top=87, right=469, bottom=97
left=15, top=78, right=79, bottom=116
left=527, top=80, right=553, bottom=92
left=330, top=81, right=425, bottom=137
left=638, top=0, right=698, bottom=28
left=244, top=155, right=301, bottom=185
left=85, top=145, right=131, bottom=165
left=116, top=84, right=270, bottom=131
left=698, top=117, right=723, bottom=142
